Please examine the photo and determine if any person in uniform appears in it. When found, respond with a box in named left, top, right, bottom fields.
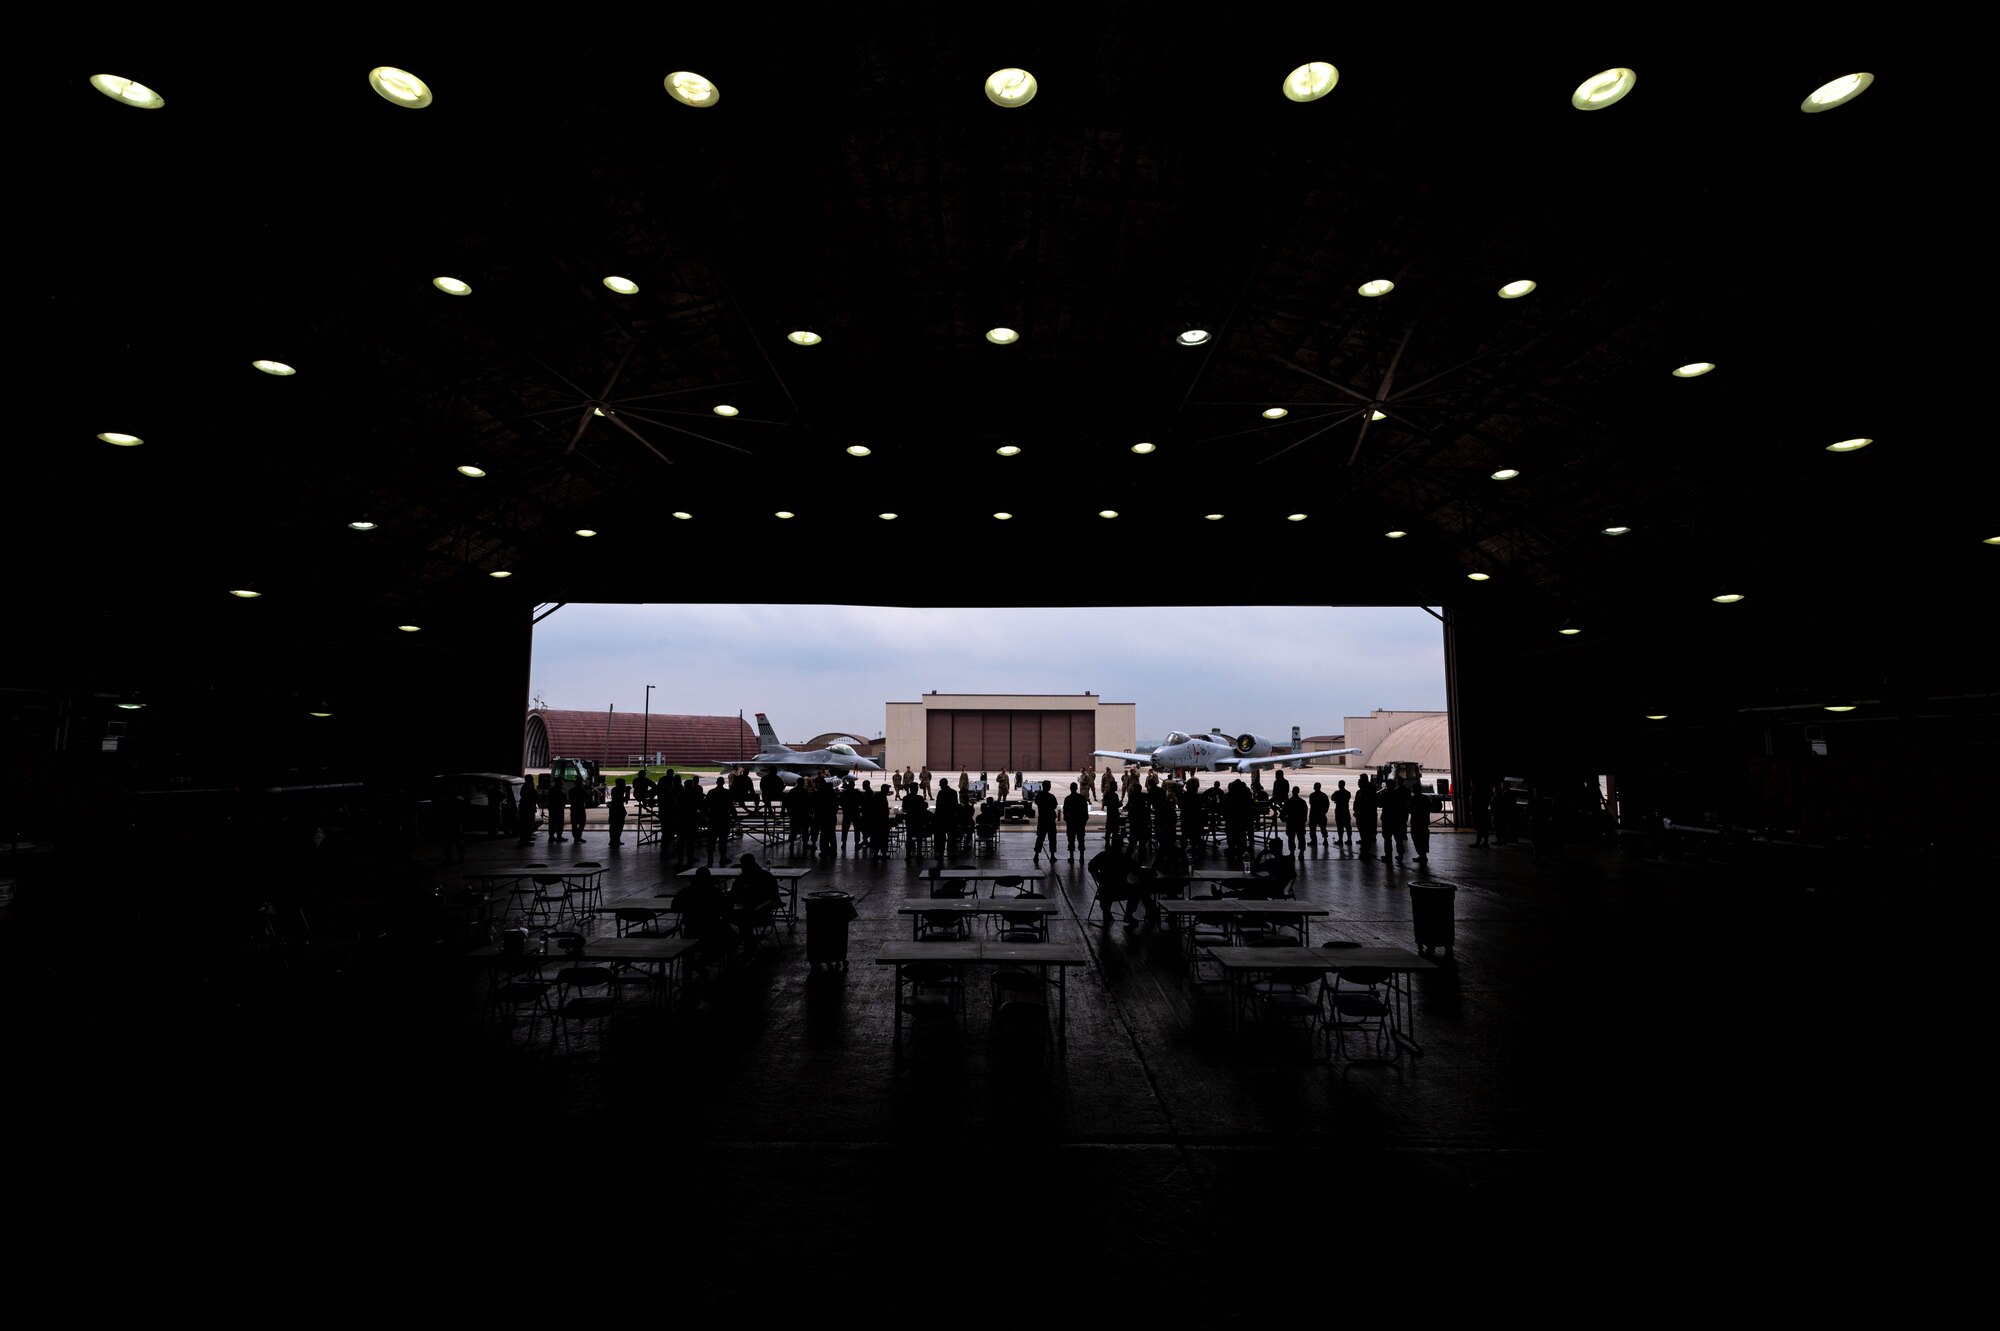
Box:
left=608, top=777, right=629, bottom=845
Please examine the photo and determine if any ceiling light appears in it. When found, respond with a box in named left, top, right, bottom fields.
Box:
left=1823, top=704, right=1858, bottom=712
left=1571, top=67, right=1636, bottom=110
left=846, top=444, right=872, bottom=457
left=397, top=625, right=422, bottom=633
left=227, top=589, right=261, bottom=598
left=1262, top=408, right=1289, bottom=419
left=602, top=276, right=639, bottom=295
left=1491, top=469, right=1520, bottom=481
left=1130, top=442, right=1156, bottom=454
left=574, top=528, right=597, bottom=537
left=489, top=570, right=512, bottom=578
left=672, top=511, right=692, bottom=520
left=1985, top=536, right=2000, bottom=545
left=1802, top=72, right=1873, bottom=113
left=368, top=67, right=433, bottom=109
left=1286, top=513, right=1308, bottom=522
left=1559, top=627, right=1582, bottom=635
left=116, top=702, right=145, bottom=710
left=985, top=327, right=1019, bottom=344
left=1498, top=280, right=1537, bottom=299
left=1711, top=592, right=1745, bottom=603
left=592, top=407, right=606, bottom=417
left=712, top=404, right=739, bottom=417
left=98, top=432, right=143, bottom=446
left=984, top=68, right=1038, bottom=108
left=993, top=512, right=1013, bottom=520
left=774, top=511, right=794, bottom=520
left=347, top=521, right=376, bottom=531
left=1467, top=572, right=1491, bottom=581
left=252, top=360, right=296, bottom=376
left=1826, top=438, right=1873, bottom=452
left=1281, top=62, right=1339, bottom=103
left=1644, top=714, right=1669, bottom=721
left=787, top=330, right=821, bottom=346
left=996, top=445, right=1021, bottom=457
left=1601, top=526, right=1631, bottom=536
left=1370, top=410, right=1386, bottom=421
left=1204, top=514, right=1224, bottom=521
left=1385, top=530, right=1407, bottom=539
left=308, top=710, right=333, bottom=718
left=89, top=74, right=165, bottom=109
left=457, top=465, right=486, bottom=478
left=432, top=276, right=471, bottom=296
left=1672, top=362, right=1715, bottom=378
left=665, top=71, right=719, bottom=107
left=1177, top=329, right=1210, bottom=346
left=1357, top=280, right=1394, bottom=297
left=878, top=513, right=898, bottom=521
left=1098, top=510, right=1119, bottom=519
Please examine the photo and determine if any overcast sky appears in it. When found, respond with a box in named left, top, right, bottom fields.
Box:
left=530, top=604, right=1444, bottom=742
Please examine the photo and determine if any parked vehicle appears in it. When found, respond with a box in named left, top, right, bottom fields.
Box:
left=548, top=758, right=606, bottom=807
left=449, top=772, right=526, bottom=837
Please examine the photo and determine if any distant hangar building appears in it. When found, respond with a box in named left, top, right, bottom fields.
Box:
left=523, top=709, right=756, bottom=770
left=885, top=693, right=1136, bottom=774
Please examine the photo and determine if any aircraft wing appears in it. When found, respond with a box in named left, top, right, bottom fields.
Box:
left=1228, top=748, right=1362, bottom=769
left=1091, top=749, right=1158, bottom=765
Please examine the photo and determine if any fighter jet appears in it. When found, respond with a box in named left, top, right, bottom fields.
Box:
left=714, top=713, right=883, bottom=782
left=1093, top=730, right=1360, bottom=773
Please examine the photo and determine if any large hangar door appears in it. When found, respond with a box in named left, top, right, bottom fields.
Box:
left=927, top=709, right=1098, bottom=770
left=926, top=712, right=952, bottom=770
left=981, top=715, right=1012, bottom=773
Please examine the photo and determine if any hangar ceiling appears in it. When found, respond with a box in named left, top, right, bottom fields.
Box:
left=24, top=19, right=1985, bottom=724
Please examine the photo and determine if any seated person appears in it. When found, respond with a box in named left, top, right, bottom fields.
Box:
left=1087, top=844, right=1147, bottom=923
left=975, top=799, right=1002, bottom=841
left=1243, top=839, right=1297, bottom=898
left=673, top=866, right=736, bottom=956
left=731, top=853, right=784, bottom=944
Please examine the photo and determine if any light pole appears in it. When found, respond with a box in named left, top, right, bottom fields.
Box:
left=605, top=703, right=615, bottom=769
left=643, top=685, right=654, bottom=771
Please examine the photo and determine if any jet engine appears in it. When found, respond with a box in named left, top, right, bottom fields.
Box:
left=1232, top=732, right=1278, bottom=756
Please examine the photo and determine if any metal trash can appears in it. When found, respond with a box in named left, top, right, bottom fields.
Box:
left=805, top=890, right=858, bottom=969
left=1410, top=883, right=1456, bottom=959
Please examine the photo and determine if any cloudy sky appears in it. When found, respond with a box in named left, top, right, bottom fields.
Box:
left=530, top=604, right=1445, bottom=742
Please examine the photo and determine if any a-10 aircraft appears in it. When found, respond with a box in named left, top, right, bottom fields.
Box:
left=714, top=713, right=883, bottom=783
left=1094, top=728, right=1361, bottom=773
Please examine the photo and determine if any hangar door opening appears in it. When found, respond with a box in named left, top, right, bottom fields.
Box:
left=927, top=710, right=1095, bottom=772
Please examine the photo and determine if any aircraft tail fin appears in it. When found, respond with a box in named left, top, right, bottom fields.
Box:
left=755, top=712, right=781, bottom=752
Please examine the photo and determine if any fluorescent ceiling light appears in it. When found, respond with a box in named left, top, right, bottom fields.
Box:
left=1802, top=73, right=1873, bottom=113
left=1559, top=628, right=1582, bottom=635
left=1498, top=280, right=1537, bottom=299
left=98, top=432, right=143, bottom=446
left=457, top=465, right=486, bottom=477
left=1491, top=469, right=1520, bottom=481
left=368, top=67, right=432, bottom=108
left=996, top=445, right=1021, bottom=457
left=672, top=511, right=692, bottom=520
left=1823, top=705, right=1858, bottom=712
left=1098, top=510, right=1119, bottom=519
left=992, top=512, right=1013, bottom=520
left=846, top=444, right=872, bottom=457
left=1357, top=280, right=1394, bottom=297
left=774, top=511, right=794, bottom=520
left=308, top=710, right=333, bottom=718
left=1286, top=513, right=1308, bottom=522
left=665, top=72, right=719, bottom=107
left=1262, top=408, right=1288, bottom=419
left=1466, top=572, right=1491, bottom=581
left=602, top=276, right=639, bottom=294
left=1370, top=410, right=1386, bottom=421
left=116, top=702, right=145, bottom=710
left=1204, top=514, right=1224, bottom=521
left=489, top=570, right=512, bottom=578
left=89, top=74, right=164, bottom=109
left=227, top=589, right=261, bottom=598
left=712, top=404, right=739, bottom=417
left=1571, top=67, right=1636, bottom=110
left=1711, top=592, right=1745, bottom=603
left=574, top=529, right=598, bottom=537
left=432, top=277, right=471, bottom=296
left=1601, top=526, right=1630, bottom=536
left=1644, top=714, right=1668, bottom=721
left=1177, top=329, right=1210, bottom=346
left=985, top=327, right=1019, bottom=344
left=984, top=68, right=1038, bottom=107
left=878, top=513, right=898, bottom=520
left=1282, top=62, right=1339, bottom=103
left=1672, top=362, right=1715, bottom=378
left=1384, top=530, right=1407, bottom=539
left=252, top=360, right=295, bottom=376
left=1826, top=438, right=1873, bottom=452
left=397, top=625, right=422, bottom=633
left=1130, top=442, right=1156, bottom=454
left=787, top=330, right=821, bottom=346
left=347, top=521, right=376, bottom=531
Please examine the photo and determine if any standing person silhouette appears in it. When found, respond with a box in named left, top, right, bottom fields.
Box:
left=518, top=774, right=539, bottom=846
left=1332, top=779, right=1352, bottom=849
left=1062, top=782, right=1090, bottom=860
left=608, top=777, right=629, bottom=846
left=568, top=778, right=589, bottom=843
left=919, top=765, right=932, bottom=798
left=1381, top=778, right=1410, bottom=863
left=1408, top=784, right=1433, bottom=867
left=1032, top=781, right=1060, bottom=861
left=1354, top=774, right=1378, bottom=861
left=996, top=770, right=1010, bottom=808
left=703, top=776, right=734, bottom=865
left=544, top=777, right=565, bottom=844
left=1308, top=782, right=1330, bottom=852
left=1283, top=788, right=1308, bottom=858
left=932, top=779, right=959, bottom=860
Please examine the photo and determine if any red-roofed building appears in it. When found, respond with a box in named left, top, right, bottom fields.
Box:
left=523, top=709, right=757, bottom=770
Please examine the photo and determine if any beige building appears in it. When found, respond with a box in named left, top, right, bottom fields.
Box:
left=1328, top=709, right=1452, bottom=772
left=884, top=693, right=1135, bottom=775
